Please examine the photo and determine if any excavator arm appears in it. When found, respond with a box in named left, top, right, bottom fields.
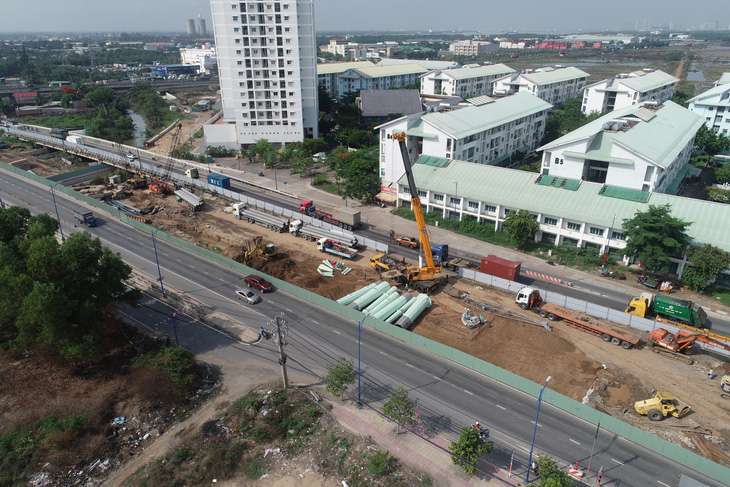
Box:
left=393, top=131, right=439, bottom=279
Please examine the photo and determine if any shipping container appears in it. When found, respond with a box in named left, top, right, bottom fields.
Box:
left=207, top=173, right=230, bottom=189
left=480, top=255, right=521, bottom=281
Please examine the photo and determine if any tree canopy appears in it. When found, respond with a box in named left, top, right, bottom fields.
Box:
left=324, top=356, right=356, bottom=399
left=537, top=455, right=573, bottom=487
left=681, top=244, right=730, bottom=292
left=449, top=425, right=492, bottom=474
left=502, top=210, right=540, bottom=248
left=381, top=387, right=415, bottom=434
left=0, top=207, right=140, bottom=360
left=541, top=98, right=605, bottom=145
left=622, top=204, right=691, bottom=273
left=695, top=125, right=730, bottom=157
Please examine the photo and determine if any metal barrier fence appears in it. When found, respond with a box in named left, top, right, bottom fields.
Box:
left=2, top=161, right=730, bottom=483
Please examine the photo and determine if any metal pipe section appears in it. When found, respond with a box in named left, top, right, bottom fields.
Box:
left=349, top=281, right=390, bottom=310
left=363, top=287, right=398, bottom=315
left=395, top=294, right=432, bottom=329
left=374, top=293, right=412, bottom=321
left=337, top=282, right=377, bottom=305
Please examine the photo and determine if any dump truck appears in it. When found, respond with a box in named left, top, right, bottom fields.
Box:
left=516, top=287, right=641, bottom=349
left=73, top=210, right=97, bottom=227
left=481, top=255, right=521, bottom=281
left=289, top=220, right=358, bottom=247
left=233, top=203, right=289, bottom=233
left=317, top=238, right=358, bottom=259
left=634, top=392, right=691, bottom=421
left=299, top=200, right=360, bottom=230
left=626, top=292, right=707, bottom=329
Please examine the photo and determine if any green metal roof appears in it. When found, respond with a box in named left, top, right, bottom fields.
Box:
left=398, top=159, right=730, bottom=252
left=416, top=154, right=450, bottom=167
left=316, top=61, right=375, bottom=75
left=535, top=174, right=582, bottom=191
left=521, top=66, right=589, bottom=86
left=540, top=101, right=705, bottom=169
left=688, top=83, right=730, bottom=107
left=421, top=92, right=552, bottom=139
left=436, top=64, right=515, bottom=81
left=619, top=70, right=678, bottom=92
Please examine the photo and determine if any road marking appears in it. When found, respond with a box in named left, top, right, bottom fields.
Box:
left=496, top=404, right=506, bottom=410
left=531, top=421, right=542, bottom=428
left=286, top=308, right=293, bottom=312
left=176, top=258, right=181, bottom=262
left=313, top=320, right=320, bottom=324
left=463, top=389, right=473, bottom=396
left=433, top=375, right=442, bottom=381
left=611, top=458, right=624, bottom=465
left=379, top=351, right=388, bottom=356
left=406, top=363, right=414, bottom=368
left=332, top=329, right=341, bottom=335
left=657, top=482, right=671, bottom=487
left=569, top=439, right=580, bottom=445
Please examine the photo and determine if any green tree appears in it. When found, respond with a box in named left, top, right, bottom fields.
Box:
left=541, top=98, right=604, bottom=145
left=695, top=125, right=730, bottom=156
left=622, top=204, right=692, bottom=273
left=249, top=138, right=274, bottom=167
left=334, top=148, right=380, bottom=200
left=681, top=244, right=730, bottom=292
left=381, top=386, right=415, bottom=434
left=324, top=356, right=356, bottom=400
left=449, top=426, right=492, bottom=474
left=347, top=129, right=373, bottom=149
left=502, top=210, right=539, bottom=248
left=714, top=163, right=730, bottom=185
left=537, top=455, right=573, bottom=487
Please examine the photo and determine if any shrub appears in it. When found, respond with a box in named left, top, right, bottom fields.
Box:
left=368, top=451, right=397, bottom=476
left=133, top=347, right=196, bottom=388
left=313, top=173, right=329, bottom=185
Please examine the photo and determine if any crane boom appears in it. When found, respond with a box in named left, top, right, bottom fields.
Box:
left=393, top=131, right=440, bottom=280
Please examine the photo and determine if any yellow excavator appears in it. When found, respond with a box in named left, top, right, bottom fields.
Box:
left=243, top=236, right=277, bottom=266
left=393, top=131, right=443, bottom=293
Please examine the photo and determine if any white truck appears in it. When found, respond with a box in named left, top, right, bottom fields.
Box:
left=66, top=135, right=84, bottom=145
left=233, top=202, right=289, bottom=233
left=317, top=238, right=358, bottom=259
left=289, top=219, right=358, bottom=248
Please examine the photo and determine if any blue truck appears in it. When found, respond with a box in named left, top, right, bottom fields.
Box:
left=73, top=210, right=97, bottom=227
left=431, top=244, right=449, bottom=265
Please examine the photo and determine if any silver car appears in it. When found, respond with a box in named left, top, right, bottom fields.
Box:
left=236, top=288, right=261, bottom=304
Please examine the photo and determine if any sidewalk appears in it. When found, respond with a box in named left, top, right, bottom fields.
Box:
left=327, top=398, right=518, bottom=487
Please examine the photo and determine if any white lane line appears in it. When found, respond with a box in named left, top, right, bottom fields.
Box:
left=406, top=363, right=414, bottom=368
left=531, top=421, right=542, bottom=428
left=176, top=258, right=182, bottom=262
left=332, top=329, right=341, bottom=335
left=657, top=482, right=671, bottom=487
left=379, top=351, right=388, bottom=356
left=611, top=458, right=624, bottom=465
left=569, top=439, right=580, bottom=445
left=286, top=308, right=293, bottom=312
left=433, top=375, right=442, bottom=381
left=496, top=404, right=507, bottom=410
left=313, top=320, right=320, bottom=325
left=463, top=389, right=473, bottom=396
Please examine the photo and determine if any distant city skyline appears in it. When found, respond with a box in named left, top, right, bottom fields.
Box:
left=3, top=0, right=729, bottom=34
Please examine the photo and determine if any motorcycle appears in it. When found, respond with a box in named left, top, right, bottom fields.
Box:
left=259, top=171, right=265, bottom=177
left=545, top=259, right=555, bottom=266
left=601, top=268, right=626, bottom=280
left=471, top=423, right=489, bottom=442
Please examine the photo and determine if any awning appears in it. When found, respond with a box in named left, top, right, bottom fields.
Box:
left=375, top=192, right=398, bottom=202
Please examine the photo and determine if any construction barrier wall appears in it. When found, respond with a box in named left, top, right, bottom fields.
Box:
left=2, top=159, right=730, bottom=484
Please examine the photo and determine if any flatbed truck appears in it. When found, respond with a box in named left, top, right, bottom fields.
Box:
left=317, top=238, right=358, bottom=259
left=233, top=203, right=289, bottom=233
left=289, top=220, right=358, bottom=247
left=517, top=287, right=641, bottom=349
left=299, top=200, right=361, bottom=230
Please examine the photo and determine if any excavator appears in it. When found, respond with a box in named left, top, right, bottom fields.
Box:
left=393, top=131, right=443, bottom=294
left=243, top=236, right=277, bottom=266
left=648, top=328, right=730, bottom=364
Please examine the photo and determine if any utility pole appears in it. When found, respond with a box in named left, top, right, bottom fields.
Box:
left=274, top=313, right=289, bottom=390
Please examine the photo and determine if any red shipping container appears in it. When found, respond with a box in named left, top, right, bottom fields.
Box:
left=480, top=255, right=521, bottom=281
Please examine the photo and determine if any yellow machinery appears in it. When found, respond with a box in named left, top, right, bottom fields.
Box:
left=243, top=236, right=277, bottom=266
left=393, top=132, right=441, bottom=285
left=634, top=391, right=691, bottom=421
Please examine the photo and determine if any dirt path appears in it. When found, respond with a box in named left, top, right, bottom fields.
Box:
left=673, top=56, right=686, bottom=78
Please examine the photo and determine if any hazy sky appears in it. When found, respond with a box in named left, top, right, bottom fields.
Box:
left=4, top=0, right=729, bottom=33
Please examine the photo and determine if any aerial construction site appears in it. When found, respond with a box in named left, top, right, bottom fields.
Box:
left=2, top=123, right=730, bottom=467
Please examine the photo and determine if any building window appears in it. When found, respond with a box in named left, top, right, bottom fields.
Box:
left=589, top=227, right=605, bottom=236
left=566, top=222, right=582, bottom=232
left=449, top=197, right=461, bottom=206
left=485, top=204, right=496, bottom=213
left=468, top=201, right=479, bottom=210
left=434, top=194, right=445, bottom=202
left=611, top=231, right=626, bottom=241
left=543, top=216, right=558, bottom=226
left=402, top=187, right=410, bottom=194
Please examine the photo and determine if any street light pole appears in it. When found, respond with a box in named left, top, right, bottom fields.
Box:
left=526, top=375, right=552, bottom=484
left=151, top=225, right=165, bottom=297
left=586, top=422, right=600, bottom=476
left=50, top=182, right=65, bottom=242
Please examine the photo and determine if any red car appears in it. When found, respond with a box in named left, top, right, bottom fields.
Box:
left=244, top=274, right=273, bottom=292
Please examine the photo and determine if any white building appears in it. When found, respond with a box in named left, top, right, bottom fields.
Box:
left=323, top=39, right=367, bottom=60
left=714, top=72, right=730, bottom=87
left=449, top=40, right=498, bottom=56
left=688, top=81, right=730, bottom=136
left=377, top=59, right=461, bottom=70
left=334, top=64, right=427, bottom=99
left=420, top=64, right=516, bottom=98
left=316, top=61, right=375, bottom=97
left=561, top=34, right=640, bottom=45
left=581, top=69, right=678, bottom=115
left=493, top=66, right=588, bottom=105
left=180, top=44, right=217, bottom=74
left=539, top=101, right=704, bottom=194
left=376, top=91, right=551, bottom=185
left=205, top=0, right=319, bottom=149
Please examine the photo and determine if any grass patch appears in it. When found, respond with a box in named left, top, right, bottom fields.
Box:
left=708, top=287, right=730, bottom=307
left=690, top=154, right=713, bottom=169
left=368, top=451, right=398, bottom=476
left=315, top=180, right=342, bottom=196
left=245, top=459, right=265, bottom=479
left=16, top=114, right=90, bottom=129
left=132, top=347, right=197, bottom=388
left=212, top=246, right=223, bottom=254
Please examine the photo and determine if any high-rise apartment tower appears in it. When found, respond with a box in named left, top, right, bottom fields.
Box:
left=206, top=0, right=318, bottom=149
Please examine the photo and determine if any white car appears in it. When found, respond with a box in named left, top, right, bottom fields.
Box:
left=236, top=288, right=261, bottom=304
left=127, top=152, right=139, bottom=161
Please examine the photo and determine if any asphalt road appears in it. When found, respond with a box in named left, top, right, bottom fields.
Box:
left=1, top=167, right=726, bottom=487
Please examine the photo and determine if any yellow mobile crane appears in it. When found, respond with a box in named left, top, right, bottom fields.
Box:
left=393, top=132, right=443, bottom=293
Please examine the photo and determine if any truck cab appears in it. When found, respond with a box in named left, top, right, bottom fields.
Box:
left=625, top=293, right=652, bottom=317
left=185, top=168, right=199, bottom=179
left=515, top=287, right=543, bottom=310
left=299, top=200, right=315, bottom=213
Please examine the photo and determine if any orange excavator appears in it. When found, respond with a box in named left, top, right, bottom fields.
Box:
left=149, top=176, right=172, bottom=195
left=648, top=328, right=730, bottom=364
